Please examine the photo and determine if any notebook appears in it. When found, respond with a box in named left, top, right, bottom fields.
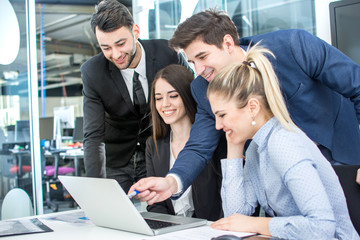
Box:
left=58, top=176, right=207, bottom=235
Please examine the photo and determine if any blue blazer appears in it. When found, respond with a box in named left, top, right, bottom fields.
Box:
left=169, top=29, right=360, bottom=191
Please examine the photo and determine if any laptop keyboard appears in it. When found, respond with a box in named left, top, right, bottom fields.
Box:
left=144, top=219, right=180, bottom=229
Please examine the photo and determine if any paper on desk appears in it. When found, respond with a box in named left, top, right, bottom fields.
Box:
left=44, top=210, right=90, bottom=224
left=142, top=225, right=255, bottom=240
left=0, top=218, right=53, bottom=237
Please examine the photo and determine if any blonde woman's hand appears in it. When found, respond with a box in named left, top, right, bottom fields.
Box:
left=211, top=213, right=271, bottom=236
left=225, top=131, right=245, bottom=160
left=356, top=168, right=360, bottom=185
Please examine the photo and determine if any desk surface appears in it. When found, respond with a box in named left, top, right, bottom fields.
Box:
left=0, top=210, right=145, bottom=240
left=0, top=210, right=255, bottom=240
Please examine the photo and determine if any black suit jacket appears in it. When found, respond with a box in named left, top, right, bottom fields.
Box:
left=81, top=39, right=183, bottom=177
left=145, top=135, right=223, bottom=221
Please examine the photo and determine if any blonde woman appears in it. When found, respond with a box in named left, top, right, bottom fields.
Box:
left=207, top=44, right=359, bottom=240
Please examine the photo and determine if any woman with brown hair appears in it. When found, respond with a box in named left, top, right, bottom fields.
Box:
left=145, top=64, right=222, bottom=221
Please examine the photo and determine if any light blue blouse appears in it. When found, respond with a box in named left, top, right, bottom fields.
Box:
left=221, top=117, right=359, bottom=240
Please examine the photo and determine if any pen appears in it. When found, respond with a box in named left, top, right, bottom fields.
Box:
left=127, top=189, right=140, bottom=199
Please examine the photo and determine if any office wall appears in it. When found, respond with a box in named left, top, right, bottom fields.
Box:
left=38, top=96, right=83, bottom=118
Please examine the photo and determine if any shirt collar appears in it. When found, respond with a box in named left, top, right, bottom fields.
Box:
left=120, top=41, right=146, bottom=77
left=252, top=117, right=277, bottom=150
left=134, top=41, right=146, bottom=78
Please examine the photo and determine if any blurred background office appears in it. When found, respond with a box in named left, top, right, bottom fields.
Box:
left=0, top=0, right=359, bottom=219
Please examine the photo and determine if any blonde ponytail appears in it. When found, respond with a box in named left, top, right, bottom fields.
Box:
left=207, top=43, right=295, bottom=131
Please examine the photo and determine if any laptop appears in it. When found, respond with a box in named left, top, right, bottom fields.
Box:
left=58, top=176, right=207, bottom=235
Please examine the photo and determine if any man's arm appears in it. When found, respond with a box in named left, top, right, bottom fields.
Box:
left=81, top=66, right=106, bottom=178
left=130, top=77, right=223, bottom=203
left=168, top=77, right=223, bottom=192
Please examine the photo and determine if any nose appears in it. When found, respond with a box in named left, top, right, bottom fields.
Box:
left=112, top=47, right=121, bottom=59
left=215, top=118, right=223, bottom=130
left=194, top=62, right=205, bottom=76
left=162, top=96, right=170, bottom=107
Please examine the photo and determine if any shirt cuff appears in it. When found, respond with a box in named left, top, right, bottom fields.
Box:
left=166, top=173, right=183, bottom=196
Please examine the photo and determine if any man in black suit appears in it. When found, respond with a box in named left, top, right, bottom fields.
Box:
left=81, top=0, right=185, bottom=193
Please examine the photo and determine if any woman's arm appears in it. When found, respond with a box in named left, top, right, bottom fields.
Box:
left=221, top=137, right=258, bottom=217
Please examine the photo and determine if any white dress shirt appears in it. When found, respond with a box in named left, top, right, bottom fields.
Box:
left=120, top=41, right=149, bottom=103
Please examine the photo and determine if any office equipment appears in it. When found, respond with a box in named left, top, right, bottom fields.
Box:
left=58, top=176, right=207, bottom=235
left=5, top=125, right=15, bottom=142
left=72, top=117, right=83, bottom=143
left=333, top=165, right=360, bottom=235
left=53, top=106, right=75, bottom=130
left=53, top=106, right=75, bottom=148
left=14, top=120, right=30, bottom=142
left=211, top=234, right=242, bottom=240
left=329, top=0, right=360, bottom=65
left=39, top=117, right=54, bottom=140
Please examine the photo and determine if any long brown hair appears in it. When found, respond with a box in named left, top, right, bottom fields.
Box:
left=150, top=65, right=196, bottom=147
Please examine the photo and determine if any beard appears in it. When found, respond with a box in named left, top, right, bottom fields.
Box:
left=112, top=38, right=137, bottom=70
left=125, top=48, right=136, bottom=69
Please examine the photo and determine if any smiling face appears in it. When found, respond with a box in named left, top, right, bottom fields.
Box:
left=96, top=24, right=140, bottom=69
left=154, top=78, right=188, bottom=126
left=209, top=93, right=255, bottom=145
left=183, top=36, right=244, bottom=82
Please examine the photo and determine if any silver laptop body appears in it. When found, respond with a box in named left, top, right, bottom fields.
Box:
left=58, top=175, right=207, bottom=235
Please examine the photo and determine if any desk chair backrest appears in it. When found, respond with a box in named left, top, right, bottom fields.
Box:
left=1, top=188, right=34, bottom=220
left=333, top=165, right=360, bottom=235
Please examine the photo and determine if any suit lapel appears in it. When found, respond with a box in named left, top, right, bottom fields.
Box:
left=140, top=39, right=155, bottom=104
left=155, top=136, right=171, bottom=177
left=154, top=135, right=175, bottom=214
left=107, top=40, right=157, bottom=116
left=109, top=62, right=138, bottom=115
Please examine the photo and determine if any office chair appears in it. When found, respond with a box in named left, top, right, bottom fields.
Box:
left=0, top=146, right=32, bottom=194
left=333, top=165, right=360, bottom=235
left=41, top=147, right=75, bottom=212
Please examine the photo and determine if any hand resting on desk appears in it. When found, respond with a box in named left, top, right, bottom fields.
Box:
left=211, top=214, right=271, bottom=237
left=129, top=175, right=178, bottom=205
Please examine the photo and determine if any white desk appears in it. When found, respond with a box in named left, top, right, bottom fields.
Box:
left=0, top=210, right=256, bottom=240
left=0, top=210, right=145, bottom=240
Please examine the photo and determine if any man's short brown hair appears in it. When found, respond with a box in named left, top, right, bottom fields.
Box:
left=169, top=9, right=240, bottom=51
left=90, top=0, right=134, bottom=34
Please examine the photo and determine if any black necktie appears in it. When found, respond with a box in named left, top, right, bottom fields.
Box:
left=133, top=71, right=146, bottom=115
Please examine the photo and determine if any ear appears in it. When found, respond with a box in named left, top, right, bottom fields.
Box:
left=222, top=34, right=235, bottom=53
left=132, top=24, right=140, bottom=40
left=247, top=97, right=261, bottom=117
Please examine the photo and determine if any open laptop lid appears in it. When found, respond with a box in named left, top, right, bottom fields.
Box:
left=59, top=175, right=153, bottom=235
left=58, top=176, right=206, bottom=235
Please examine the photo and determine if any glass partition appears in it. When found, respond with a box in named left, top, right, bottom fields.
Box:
left=134, top=0, right=316, bottom=40
left=0, top=0, right=36, bottom=218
